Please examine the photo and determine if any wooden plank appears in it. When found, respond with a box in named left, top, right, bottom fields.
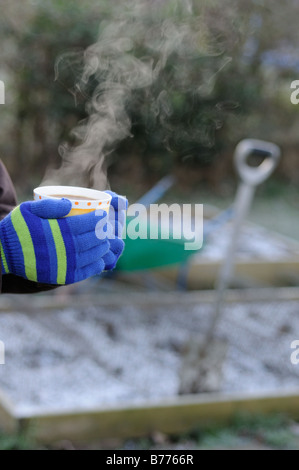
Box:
left=159, top=259, right=299, bottom=290
left=17, top=389, right=299, bottom=445
left=0, top=389, right=18, bottom=434
left=154, top=205, right=299, bottom=289
left=3, top=286, right=299, bottom=313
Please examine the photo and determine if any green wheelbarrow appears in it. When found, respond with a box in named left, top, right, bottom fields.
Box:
left=116, top=174, right=205, bottom=272
left=116, top=205, right=235, bottom=272
left=117, top=219, right=203, bottom=272
left=115, top=139, right=280, bottom=274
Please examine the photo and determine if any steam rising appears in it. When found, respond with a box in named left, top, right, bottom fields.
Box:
left=42, top=0, right=233, bottom=189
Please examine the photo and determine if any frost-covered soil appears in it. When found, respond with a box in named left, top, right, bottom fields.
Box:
left=196, top=220, right=299, bottom=261
left=0, top=290, right=299, bottom=415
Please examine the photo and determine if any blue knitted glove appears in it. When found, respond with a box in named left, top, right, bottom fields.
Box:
left=102, top=191, right=127, bottom=271
left=0, top=198, right=110, bottom=285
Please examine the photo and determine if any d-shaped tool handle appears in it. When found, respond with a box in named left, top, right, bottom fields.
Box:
left=234, top=139, right=281, bottom=187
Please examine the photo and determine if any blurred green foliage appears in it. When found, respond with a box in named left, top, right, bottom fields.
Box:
left=188, top=413, right=298, bottom=450
left=117, top=413, right=299, bottom=450
left=0, top=0, right=299, bottom=196
left=1, top=412, right=297, bottom=450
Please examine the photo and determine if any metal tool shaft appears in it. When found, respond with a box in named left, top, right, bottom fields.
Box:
left=206, top=139, right=281, bottom=342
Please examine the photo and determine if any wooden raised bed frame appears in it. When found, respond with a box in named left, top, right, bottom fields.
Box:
left=0, top=289, right=299, bottom=445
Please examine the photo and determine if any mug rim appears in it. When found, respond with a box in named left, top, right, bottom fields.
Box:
left=33, top=185, right=112, bottom=209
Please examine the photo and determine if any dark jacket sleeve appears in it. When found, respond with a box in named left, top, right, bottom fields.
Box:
left=0, top=160, right=18, bottom=219
left=0, top=160, right=57, bottom=294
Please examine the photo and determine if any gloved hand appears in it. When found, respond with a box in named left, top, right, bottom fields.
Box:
left=101, top=191, right=127, bottom=271
left=0, top=198, right=110, bottom=285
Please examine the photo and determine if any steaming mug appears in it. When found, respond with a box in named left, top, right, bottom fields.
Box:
left=33, top=186, right=112, bottom=217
